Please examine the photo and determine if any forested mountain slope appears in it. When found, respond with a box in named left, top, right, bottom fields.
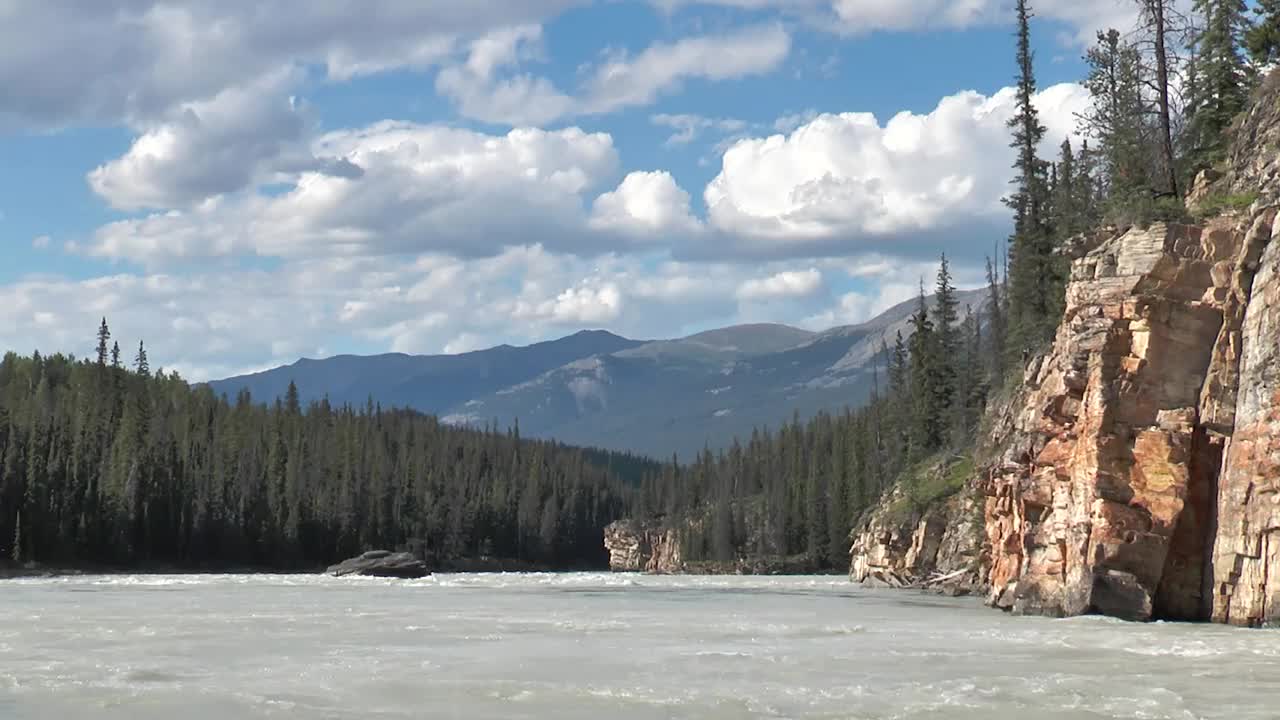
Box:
left=0, top=342, right=655, bottom=571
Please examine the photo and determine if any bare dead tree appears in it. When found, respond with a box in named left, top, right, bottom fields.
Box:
left=1135, top=0, right=1183, bottom=197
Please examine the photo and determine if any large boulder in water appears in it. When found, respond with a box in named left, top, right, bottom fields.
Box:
left=326, top=550, right=430, bottom=579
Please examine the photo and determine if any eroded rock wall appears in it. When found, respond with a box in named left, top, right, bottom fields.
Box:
left=850, top=488, right=981, bottom=594
left=841, top=74, right=1280, bottom=624
left=982, top=219, right=1256, bottom=621
left=1211, top=227, right=1280, bottom=626
left=603, top=519, right=683, bottom=573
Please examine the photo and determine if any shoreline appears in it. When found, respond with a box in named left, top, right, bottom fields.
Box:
left=0, top=562, right=854, bottom=580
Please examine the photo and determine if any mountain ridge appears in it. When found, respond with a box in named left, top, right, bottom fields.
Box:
left=210, top=289, right=985, bottom=457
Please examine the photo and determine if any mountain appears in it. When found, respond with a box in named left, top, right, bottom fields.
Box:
left=207, top=329, right=645, bottom=413
left=210, top=290, right=985, bottom=458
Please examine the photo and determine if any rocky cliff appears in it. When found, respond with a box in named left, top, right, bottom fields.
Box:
left=850, top=74, right=1280, bottom=625
left=981, top=218, right=1253, bottom=621
left=603, top=519, right=684, bottom=573
left=849, top=484, right=982, bottom=595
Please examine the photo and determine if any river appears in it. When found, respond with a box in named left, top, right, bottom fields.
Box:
left=1, top=573, right=1276, bottom=719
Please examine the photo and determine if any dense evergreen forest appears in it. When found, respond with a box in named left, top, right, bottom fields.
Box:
left=0, top=322, right=658, bottom=570
left=627, top=0, right=1273, bottom=570
left=1, top=0, right=1271, bottom=574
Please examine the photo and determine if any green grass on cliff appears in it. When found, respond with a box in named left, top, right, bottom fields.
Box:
left=1193, top=191, right=1259, bottom=219
left=884, top=455, right=974, bottom=524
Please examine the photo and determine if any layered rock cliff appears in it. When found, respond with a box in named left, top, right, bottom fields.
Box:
left=850, top=74, right=1280, bottom=625
left=981, top=218, right=1253, bottom=621
left=603, top=519, right=684, bottom=573
left=849, top=484, right=981, bottom=595
left=1210, top=206, right=1280, bottom=626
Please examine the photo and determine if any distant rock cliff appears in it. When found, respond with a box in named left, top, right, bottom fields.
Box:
left=851, top=74, right=1280, bottom=626
left=604, top=519, right=684, bottom=573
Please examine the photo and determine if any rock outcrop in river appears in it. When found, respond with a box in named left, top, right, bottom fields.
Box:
left=851, top=74, right=1280, bottom=626
left=326, top=550, right=430, bottom=578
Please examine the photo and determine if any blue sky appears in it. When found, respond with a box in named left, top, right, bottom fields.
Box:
left=0, top=0, right=1133, bottom=380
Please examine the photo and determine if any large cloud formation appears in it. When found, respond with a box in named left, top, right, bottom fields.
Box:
left=703, top=82, right=1090, bottom=256
left=0, top=0, right=1108, bottom=380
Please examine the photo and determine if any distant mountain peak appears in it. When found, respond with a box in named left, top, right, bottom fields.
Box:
left=210, top=293, right=989, bottom=458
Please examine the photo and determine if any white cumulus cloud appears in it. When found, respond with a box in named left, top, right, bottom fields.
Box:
left=590, top=171, right=703, bottom=236
left=736, top=268, right=823, bottom=300
left=703, top=82, right=1091, bottom=256
left=437, top=24, right=791, bottom=125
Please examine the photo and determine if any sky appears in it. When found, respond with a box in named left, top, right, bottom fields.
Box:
left=0, top=0, right=1140, bottom=381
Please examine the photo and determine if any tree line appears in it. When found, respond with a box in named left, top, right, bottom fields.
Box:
left=0, top=321, right=658, bottom=570
left=626, top=0, right=1269, bottom=569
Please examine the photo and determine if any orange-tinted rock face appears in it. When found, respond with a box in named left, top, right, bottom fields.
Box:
left=983, top=219, right=1258, bottom=621
left=1211, top=229, right=1280, bottom=626
left=848, top=73, right=1280, bottom=625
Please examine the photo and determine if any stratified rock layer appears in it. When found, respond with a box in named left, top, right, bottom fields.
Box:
left=603, top=519, right=683, bottom=573
left=850, top=486, right=981, bottom=595
left=1211, top=224, right=1280, bottom=626
left=982, top=219, right=1255, bottom=621
left=836, top=74, right=1280, bottom=624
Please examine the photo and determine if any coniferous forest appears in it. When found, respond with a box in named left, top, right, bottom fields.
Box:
left=0, top=321, right=655, bottom=570
left=1, top=0, right=1272, bottom=573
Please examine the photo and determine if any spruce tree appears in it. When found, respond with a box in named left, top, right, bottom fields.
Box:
left=1075, top=140, right=1101, bottom=226
left=285, top=381, right=301, bottom=415
left=908, top=284, right=939, bottom=455
left=1053, top=139, right=1081, bottom=237
left=134, top=341, right=150, bottom=377
left=984, top=256, right=1006, bottom=381
left=1081, top=29, right=1152, bottom=217
left=96, top=319, right=111, bottom=366
left=1005, top=0, right=1054, bottom=365
left=1188, top=0, right=1254, bottom=170
left=931, top=255, right=959, bottom=438
left=1247, top=0, right=1280, bottom=65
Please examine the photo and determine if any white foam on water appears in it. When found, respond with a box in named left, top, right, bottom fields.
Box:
left=1, top=573, right=1276, bottom=719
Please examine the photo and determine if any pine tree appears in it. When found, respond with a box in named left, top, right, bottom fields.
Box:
left=908, top=284, right=940, bottom=455
left=984, top=256, right=1006, bottom=381
left=96, top=319, right=111, bottom=366
left=1005, top=0, right=1055, bottom=364
left=285, top=381, right=301, bottom=415
left=1053, top=139, right=1082, bottom=236
left=1188, top=0, right=1254, bottom=170
left=1006, top=0, right=1049, bottom=235
left=134, top=341, right=150, bottom=377
left=110, top=342, right=121, bottom=369
left=1246, top=0, right=1280, bottom=65
left=931, top=255, right=959, bottom=440
left=1081, top=29, right=1153, bottom=218
left=1076, top=140, right=1101, bottom=227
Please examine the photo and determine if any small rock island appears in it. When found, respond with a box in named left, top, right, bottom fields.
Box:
left=326, top=550, right=430, bottom=579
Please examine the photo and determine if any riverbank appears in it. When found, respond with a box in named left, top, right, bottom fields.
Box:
left=0, top=556, right=605, bottom=580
